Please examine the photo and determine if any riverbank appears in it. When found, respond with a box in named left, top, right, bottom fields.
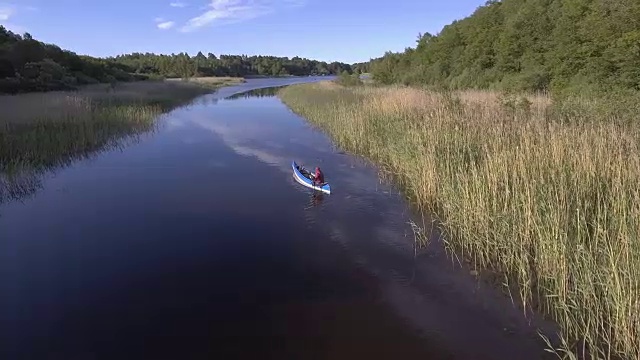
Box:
left=165, top=76, right=245, bottom=88
left=278, top=81, right=640, bottom=360
left=0, top=79, right=235, bottom=202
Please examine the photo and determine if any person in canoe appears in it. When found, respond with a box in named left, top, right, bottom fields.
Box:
left=313, top=166, right=325, bottom=186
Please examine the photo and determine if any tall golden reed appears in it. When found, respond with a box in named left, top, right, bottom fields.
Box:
left=279, top=82, right=640, bottom=360
left=0, top=80, right=220, bottom=185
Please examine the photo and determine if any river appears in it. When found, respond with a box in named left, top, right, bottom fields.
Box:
left=0, top=77, right=553, bottom=360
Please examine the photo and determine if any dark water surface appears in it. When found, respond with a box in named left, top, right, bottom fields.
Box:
left=1, top=78, right=553, bottom=360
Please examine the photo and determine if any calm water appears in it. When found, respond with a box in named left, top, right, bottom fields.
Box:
left=0, top=78, right=553, bottom=360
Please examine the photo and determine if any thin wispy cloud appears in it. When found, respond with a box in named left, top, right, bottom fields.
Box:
left=0, top=3, right=37, bottom=30
left=157, top=21, right=175, bottom=29
left=281, top=0, right=306, bottom=8
left=154, top=17, right=175, bottom=29
left=170, top=1, right=187, bottom=7
left=179, top=0, right=306, bottom=33
left=0, top=3, right=28, bottom=33
left=0, top=4, right=15, bottom=21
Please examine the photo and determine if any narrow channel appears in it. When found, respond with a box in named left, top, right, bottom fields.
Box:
left=0, top=78, right=552, bottom=360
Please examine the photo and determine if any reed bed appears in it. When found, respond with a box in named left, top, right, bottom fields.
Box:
left=0, top=80, right=220, bottom=202
left=0, top=80, right=220, bottom=125
left=279, top=82, right=640, bottom=360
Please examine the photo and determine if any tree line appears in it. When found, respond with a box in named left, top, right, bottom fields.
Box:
left=111, top=52, right=351, bottom=79
left=351, top=61, right=372, bottom=75
left=0, top=25, right=353, bottom=94
left=368, top=0, right=640, bottom=93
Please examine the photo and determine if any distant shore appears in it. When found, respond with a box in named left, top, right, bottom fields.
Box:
left=165, top=76, right=246, bottom=88
left=243, top=74, right=333, bottom=79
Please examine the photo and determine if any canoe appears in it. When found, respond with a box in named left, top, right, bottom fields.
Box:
left=292, top=161, right=331, bottom=194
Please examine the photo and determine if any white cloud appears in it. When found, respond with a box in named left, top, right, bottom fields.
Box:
left=179, top=0, right=305, bottom=33
left=157, top=20, right=175, bottom=29
left=170, top=1, right=187, bottom=7
left=0, top=4, right=15, bottom=20
left=186, top=114, right=290, bottom=170
left=154, top=17, right=175, bottom=30
left=0, top=4, right=35, bottom=34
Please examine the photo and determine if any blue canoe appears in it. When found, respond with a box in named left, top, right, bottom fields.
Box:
left=292, top=161, right=331, bottom=194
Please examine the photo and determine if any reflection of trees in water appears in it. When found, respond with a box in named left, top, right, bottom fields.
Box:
left=227, top=86, right=287, bottom=100
left=0, top=122, right=155, bottom=206
left=193, top=96, right=220, bottom=107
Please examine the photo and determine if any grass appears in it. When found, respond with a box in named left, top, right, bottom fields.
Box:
left=278, top=81, right=640, bottom=360
left=0, top=80, right=235, bottom=203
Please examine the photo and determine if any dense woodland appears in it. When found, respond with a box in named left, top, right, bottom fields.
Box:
left=111, top=52, right=351, bottom=79
left=368, top=0, right=640, bottom=93
left=0, top=25, right=352, bottom=94
left=351, top=61, right=372, bottom=75
left=5, top=0, right=639, bottom=95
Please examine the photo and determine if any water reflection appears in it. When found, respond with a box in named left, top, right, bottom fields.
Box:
left=0, top=77, right=555, bottom=360
left=305, top=191, right=324, bottom=209
left=0, top=79, right=310, bottom=206
left=192, top=95, right=220, bottom=107
left=0, top=132, right=149, bottom=206
left=0, top=170, right=40, bottom=205
left=226, top=86, right=286, bottom=100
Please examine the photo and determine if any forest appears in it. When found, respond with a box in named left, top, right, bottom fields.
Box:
left=368, top=0, right=640, bottom=93
left=0, top=25, right=352, bottom=94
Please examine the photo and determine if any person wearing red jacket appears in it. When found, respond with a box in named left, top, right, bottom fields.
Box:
left=313, top=166, right=324, bottom=186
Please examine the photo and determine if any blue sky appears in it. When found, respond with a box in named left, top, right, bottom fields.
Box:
left=0, top=0, right=486, bottom=64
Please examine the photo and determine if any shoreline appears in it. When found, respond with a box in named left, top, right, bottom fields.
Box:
left=0, top=79, right=240, bottom=199
left=278, top=81, right=640, bottom=360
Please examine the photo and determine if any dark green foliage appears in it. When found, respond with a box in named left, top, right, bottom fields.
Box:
left=227, top=86, right=285, bottom=99
left=0, top=26, right=141, bottom=93
left=367, top=0, right=640, bottom=93
left=335, top=70, right=363, bottom=86
left=110, top=52, right=351, bottom=79
left=352, top=61, right=372, bottom=74
left=0, top=25, right=352, bottom=94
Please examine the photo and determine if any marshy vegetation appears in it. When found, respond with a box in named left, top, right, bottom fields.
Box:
left=0, top=23, right=337, bottom=204
left=0, top=80, right=231, bottom=204
left=279, top=81, right=640, bottom=360
left=325, top=0, right=640, bottom=357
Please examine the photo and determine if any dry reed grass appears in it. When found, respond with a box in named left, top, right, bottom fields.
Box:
left=0, top=80, right=220, bottom=125
left=0, top=80, right=225, bottom=196
left=279, top=81, right=640, bottom=360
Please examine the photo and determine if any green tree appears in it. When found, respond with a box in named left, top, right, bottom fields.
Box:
left=366, top=0, right=640, bottom=93
left=0, top=26, right=353, bottom=94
